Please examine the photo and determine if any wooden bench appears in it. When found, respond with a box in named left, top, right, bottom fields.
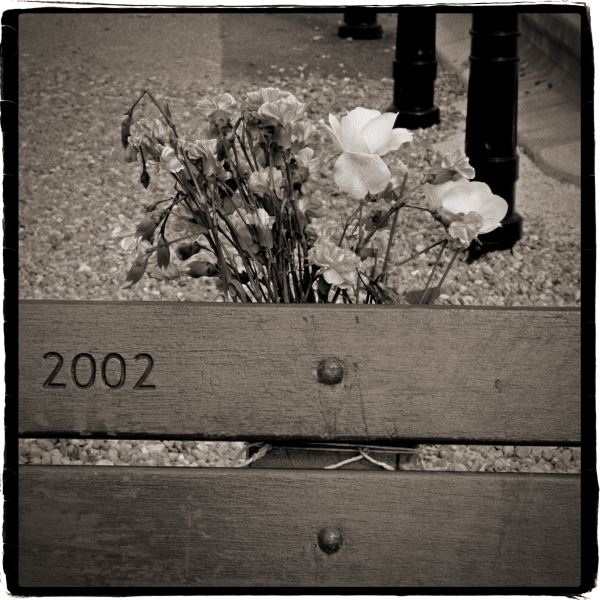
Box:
left=13, top=300, right=585, bottom=589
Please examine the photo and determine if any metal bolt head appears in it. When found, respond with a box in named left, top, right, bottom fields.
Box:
left=317, top=358, right=344, bottom=385
left=318, top=527, right=344, bottom=554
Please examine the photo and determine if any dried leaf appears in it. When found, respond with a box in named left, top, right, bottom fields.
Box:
left=176, top=241, right=202, bottom=261
left=123, top=255, right=149, bottom=289
left=156, top=236, right=170, bottom=269
left=228, top=279, right=249, bottom=302
left=121, top=112, right=133, bottom=148
left=163, top=102, right=172, bottom=121
left=404, top=286, right=441, bottom=305
left=187, top=260, right=218, bottom=278
left=191, top=209, right=211, bottom=230
left=136, top=216, right=158, bottom=242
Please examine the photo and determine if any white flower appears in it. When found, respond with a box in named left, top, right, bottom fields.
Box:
left=229, top=210, right=259, bottom=254
left=308, top=237, right=362, bottom=289
left=160, top=145, right=184, bottom=173
left=111, top=214, right=151, bottom=255
left=246, top=87, right=291, bottom=111
left=441, top=149, right=476, bottom=180
left=128, top=117, right=170, bottom=148
left=242, top=208, right=276, bottom=249
left=258, top=95, right=306, bottom=126
left=322, top=108, right=412, bottom=199
left=245, top=207, right=275, bottom=229
left=295, top=147, right=314, bottom=169
left=428, top=180, right=509, bottom=247
left=181, top=138, right=218, bottom=160
left=306, top=218, right=340, bottom=244
left=290, top=120, right=316, bottom=146
left=196, top=92, right=238, bottom=121
left=248, top=167, right=284, bottom=196
left=424, top=180, right=457, bottom=211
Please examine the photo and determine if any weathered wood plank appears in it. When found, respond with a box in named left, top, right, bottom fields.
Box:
left=19, top=466, right=580, bottom=587
left=19, top=301, right=580, bottom=443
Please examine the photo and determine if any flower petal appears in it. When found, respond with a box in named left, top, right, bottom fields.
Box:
left=321, top=114, right=345, bottom=152
left=440, top=181, right=492, bottom=213
left=440, top=181, right=508, bottom=234
left=333, top=152, right=391, bottom=199
left=339, top=108, right=380, bottom=153
left=323, top=267, right=346, bottom=287
left=477, top=195, right=509, bottom=233
left=423, top=180, right=458, bottom=210
left=382, top=127, right=413, bottom=155
left=361, top=113, right=412, bottom=155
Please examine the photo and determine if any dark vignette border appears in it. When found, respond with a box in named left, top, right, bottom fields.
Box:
left=3, top=3, right=597, bottom=596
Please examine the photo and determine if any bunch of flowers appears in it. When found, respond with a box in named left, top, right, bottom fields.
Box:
left=113, top=88, right=508, bottom=304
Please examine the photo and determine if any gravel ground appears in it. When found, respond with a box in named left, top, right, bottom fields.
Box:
left=18, top=14, right=580, bottom=472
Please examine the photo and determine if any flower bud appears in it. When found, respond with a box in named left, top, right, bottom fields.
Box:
left=121, top=112, right=133, bottom=148
left=187, top=260, right=218, bottom=278
left=140, top=167, right=151, bottom=189
left=176, top=241, right=202, bottom=261
left=306, top=227, right=318, bottom=246
left=358, top=247, right=376, bottom=260
left=156, top=236, right=170, bottom=269
left=124, top=145, right=138, bottom=163
left=136, top=215, right=159, bottom=242
left=191, top=209, right=211, bottom=230
left=123, top=255, right=148, bottom=289
left=256, top=227, right=273, bottom=249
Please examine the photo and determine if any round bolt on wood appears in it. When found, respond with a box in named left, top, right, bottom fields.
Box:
left=317, top=358, right=344, bottom=385
left=318, top=527, right=344, bottom=554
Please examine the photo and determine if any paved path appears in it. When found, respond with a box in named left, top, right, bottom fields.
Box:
left=436, top=13, right=581, bottom=186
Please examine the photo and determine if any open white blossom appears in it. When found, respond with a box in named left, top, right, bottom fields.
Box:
left=322, top=108, right=412, bottom=199
left=428, top=180, right=509, bottom=247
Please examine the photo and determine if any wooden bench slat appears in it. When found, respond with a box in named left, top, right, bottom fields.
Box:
left=19, top=466, right=580, bottom=587
left=18, top=301, right=580, bottom=443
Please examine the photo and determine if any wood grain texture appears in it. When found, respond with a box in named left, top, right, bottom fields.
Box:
left=19, top=466, right=580, bottom=587
left=19, top=301, right=580, bottom=443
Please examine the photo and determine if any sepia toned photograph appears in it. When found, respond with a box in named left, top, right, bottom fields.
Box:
left=6, top=2, right=594, bottom=593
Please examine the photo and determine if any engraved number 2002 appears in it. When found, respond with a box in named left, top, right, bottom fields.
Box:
left=42, top=352, right=155, bottom=390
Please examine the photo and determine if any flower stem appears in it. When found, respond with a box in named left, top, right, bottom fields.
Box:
left=434, top=247, right=461, bottom=295
left=379, top=210, right=400, bottom=284
left=404, top=204, right=433, bottom=213
left=379, top=173, right=408, bottom=283
left=419, top=240, right=447, bottom=304
left=380, top=238, right=446, bottom=280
